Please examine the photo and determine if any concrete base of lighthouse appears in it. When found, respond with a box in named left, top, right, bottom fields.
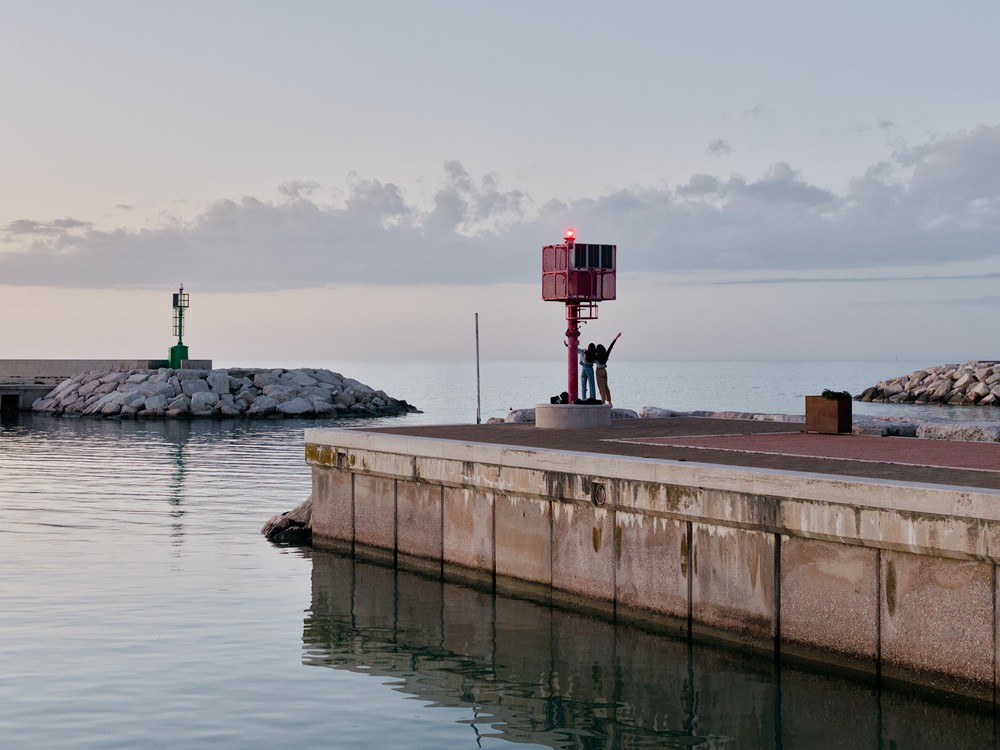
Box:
left=535, top=403, right=613, bottom=429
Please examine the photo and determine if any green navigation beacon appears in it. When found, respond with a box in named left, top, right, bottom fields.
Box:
left=169, top=284, right=191, bottom=369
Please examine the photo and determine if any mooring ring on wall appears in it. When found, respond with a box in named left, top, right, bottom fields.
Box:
left=591, top=481, right=606, bottom=506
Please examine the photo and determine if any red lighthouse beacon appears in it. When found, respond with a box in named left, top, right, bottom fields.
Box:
left=540, top=228, right=617, bottom=426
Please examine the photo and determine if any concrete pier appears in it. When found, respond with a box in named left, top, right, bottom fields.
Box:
left=305, top=417, right=1000, bottom=703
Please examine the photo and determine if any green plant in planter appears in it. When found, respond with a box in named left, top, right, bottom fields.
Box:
left=821, top=389, right=852, bottom=400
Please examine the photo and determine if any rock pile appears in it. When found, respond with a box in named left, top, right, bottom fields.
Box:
left=32, top=366, right=418, bottom=419
left=262, top=497, right=312, bottom=545
left=856, top=361, right=1000, bottom=405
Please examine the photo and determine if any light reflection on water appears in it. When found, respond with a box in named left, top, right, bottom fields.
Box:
left=305, top=550, right=996, bottom=749
left=3, top=356, right=1000, bottom=748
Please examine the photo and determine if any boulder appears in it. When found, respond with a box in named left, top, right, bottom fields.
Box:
left=140, top=381, right=176, bottom=398
left=247, top=395, right=278, bottom=415
left=181, top=378, right=210, bottom=396
left=611, top=408, right=640, bottom=419
left=167, top=395, right=190, bottom=412
left=263, top=384, right=297, bottom=403
left=333, top=391, right=356, bottom=408
left=311, top=370, right=343, bottom=386
left=882, top=382, right=905, bottom=397
left=174, top=369, right=208, bottom=381
left=261, top=497, right=312, bottom=545
left=954, top=373, right=975, bottom=389
left=78, top=379, right=100, bottom=397
left=284, top=372, right=318, bottom=388
left=206, top=371, right=231, bottom=394
left=277, top=397, right=314, bottom=415
left=144, top=394, right=169, bottom=413
left=190, top=391, right=220, bottom=414
left=253, top=371, right=283, bottom=389
left=216, top=395, right=242, bottom=417
left=505, top=408, right=536, bottom=423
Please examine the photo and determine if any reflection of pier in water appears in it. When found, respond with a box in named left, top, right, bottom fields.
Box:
left=303, top=551, right=993, bottom=749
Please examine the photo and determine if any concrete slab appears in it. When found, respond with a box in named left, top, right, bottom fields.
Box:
left=310, top=467, right=353, bottom=544
left=551, top=502, right=615, bottom=604
left=615, top=512, right=688, bottom=622
left=396, top=480, right=442, bottom=566
left=691, top=523, right=775, bottom=647
left=780, top=536, right=878, bottom=665
left=880, top=550, right=994, bottom=699
left=442, top=487, right=494, bottom=575
left=495, top=494, right=551, bottom=586
left=353, top=474, right=395, bottom=551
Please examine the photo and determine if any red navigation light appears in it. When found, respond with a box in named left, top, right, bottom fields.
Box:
left=564, top=228, right=575, bottom=241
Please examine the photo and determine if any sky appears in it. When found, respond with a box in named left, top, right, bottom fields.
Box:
left=2, top=1, right=1000, bottom=364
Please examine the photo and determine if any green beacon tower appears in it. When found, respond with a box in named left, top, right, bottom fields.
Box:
left=169, top=284, right=190, bottom=369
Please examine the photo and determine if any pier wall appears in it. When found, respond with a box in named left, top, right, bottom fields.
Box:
left=304, top=427, right=1000, bottom=702
left=0, top=359, right=213, bottom=379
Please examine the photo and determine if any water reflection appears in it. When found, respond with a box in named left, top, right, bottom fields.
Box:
left=303, top=551, right=996, bottom=750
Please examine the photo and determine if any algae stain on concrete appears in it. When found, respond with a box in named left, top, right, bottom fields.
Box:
left=593, top=526, right=603, bottom=552
left=886, top=558, right=897, bottom=617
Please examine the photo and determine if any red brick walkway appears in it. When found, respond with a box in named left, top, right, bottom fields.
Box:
left=367, top=417, right=1000, bottom=491
left=619, top=431, right=1000, bottom=473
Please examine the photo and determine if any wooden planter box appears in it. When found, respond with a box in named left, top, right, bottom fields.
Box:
left=805, top=395, right=852, bottom=434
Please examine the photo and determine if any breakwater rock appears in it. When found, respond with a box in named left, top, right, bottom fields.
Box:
left=32, top=367, right=418, bottom=419
left=856, top=361, right=1000, bottom=405
left=262, top=497, right=312, bottom=545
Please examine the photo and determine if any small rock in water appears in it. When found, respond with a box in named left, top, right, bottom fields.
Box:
left=261, top=498, right=312, bottom=545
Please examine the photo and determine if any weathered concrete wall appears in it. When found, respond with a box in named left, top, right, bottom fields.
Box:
left=304, top=427, right=1000, bottom=702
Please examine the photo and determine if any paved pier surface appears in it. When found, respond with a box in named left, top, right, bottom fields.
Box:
left=364, top=416, right=1000, bottom=491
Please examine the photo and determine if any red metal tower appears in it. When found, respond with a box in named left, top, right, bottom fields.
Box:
left=542, top=229, right=617, bottom=403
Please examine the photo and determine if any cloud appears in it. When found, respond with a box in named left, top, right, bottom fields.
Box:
left=706, top=139, right=732, bottom=157
left=4, top=218, right=93, bottom=236
left=277, top=180, right=321, bottom=199
left=2, top=124, right=1000, bottom=291
left=702, top=271, right=1000, bottom=286
left=745, top=103, right=773, bottom=118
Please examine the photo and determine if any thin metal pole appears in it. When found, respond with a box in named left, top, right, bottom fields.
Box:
left=565, top=303, right=580, bottom=403
left=475, top=313, right=481, bottom=424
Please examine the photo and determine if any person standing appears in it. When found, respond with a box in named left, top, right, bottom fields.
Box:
left=580, top=343, right=598, bottom=401
left=565, top=341, right=598, bottom=401
left=594, top=332, right=621, bottom=406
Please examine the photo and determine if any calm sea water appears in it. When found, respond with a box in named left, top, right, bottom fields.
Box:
left=224, top=359, right=1000, bottom=425
left=2, top=360, right=998, bottom=749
